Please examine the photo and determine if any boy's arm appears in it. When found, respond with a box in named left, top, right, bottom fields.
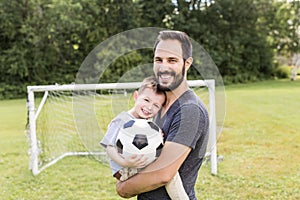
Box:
left=106, top=146, right=147, bottom=168
left=116, top=141, right=191, bottom=198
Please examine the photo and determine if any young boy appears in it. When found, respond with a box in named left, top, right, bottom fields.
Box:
left=100, top=76, right=189, bottom=200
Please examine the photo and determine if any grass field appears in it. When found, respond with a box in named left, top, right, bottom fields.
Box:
left=0, top=79, right=299, bottom=200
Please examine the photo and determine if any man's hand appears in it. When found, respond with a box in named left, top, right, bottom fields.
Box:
left=116, top=180, right=136, bottom=198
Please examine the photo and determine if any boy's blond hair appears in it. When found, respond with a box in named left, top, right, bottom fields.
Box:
left=138, top=76, right=166, bottom=106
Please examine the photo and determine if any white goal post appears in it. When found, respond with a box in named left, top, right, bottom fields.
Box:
left=27, top=79, right=217, bottom=176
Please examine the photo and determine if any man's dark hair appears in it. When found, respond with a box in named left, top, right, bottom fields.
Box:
left=153, top=30, right=192, bottom=60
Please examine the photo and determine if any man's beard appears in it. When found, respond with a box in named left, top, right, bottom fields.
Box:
left=157, top=65, right=185, bottom=92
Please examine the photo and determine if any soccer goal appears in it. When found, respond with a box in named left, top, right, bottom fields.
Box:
left=26, top=80, right=217, bottom=176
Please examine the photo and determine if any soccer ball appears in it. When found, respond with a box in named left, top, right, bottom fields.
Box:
left=116, top=119, right=164, bottom=167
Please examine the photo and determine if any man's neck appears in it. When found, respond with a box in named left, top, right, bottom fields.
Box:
left=161, top=81, right=189, bottom=116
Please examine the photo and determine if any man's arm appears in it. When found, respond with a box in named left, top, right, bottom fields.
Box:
left=116, top=141, right=191, bottom=198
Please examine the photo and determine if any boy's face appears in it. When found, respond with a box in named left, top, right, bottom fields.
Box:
left=132, top=88, right=165, bottom=119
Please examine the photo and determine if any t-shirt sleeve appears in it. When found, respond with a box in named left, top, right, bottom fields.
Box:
left=100, top=119, right=122, bottom=148
left=166, top=104, right=206, bottom=149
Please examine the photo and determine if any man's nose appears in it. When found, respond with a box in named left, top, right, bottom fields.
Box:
left=159, top=63, right=169, bottom=71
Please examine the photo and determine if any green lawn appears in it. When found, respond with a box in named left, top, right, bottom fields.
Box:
left=0, top=79, right=299, bottom=199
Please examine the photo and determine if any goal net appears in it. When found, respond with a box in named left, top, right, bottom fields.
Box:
left=26, top=80, right=217, bottom=176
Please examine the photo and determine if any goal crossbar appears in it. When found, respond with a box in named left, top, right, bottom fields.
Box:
left=27, top=80, right=217, bottom=176
left=27, top=80, right=208, bottom=92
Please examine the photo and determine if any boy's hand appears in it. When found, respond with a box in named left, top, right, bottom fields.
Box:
left=124, top=154, right=148, bottom=168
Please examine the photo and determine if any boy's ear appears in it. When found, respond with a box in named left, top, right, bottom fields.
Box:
left=133, top=91, right=139, bottom=101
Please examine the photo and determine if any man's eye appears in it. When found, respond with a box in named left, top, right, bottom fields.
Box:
left=169, top=59, right=177, bottom=63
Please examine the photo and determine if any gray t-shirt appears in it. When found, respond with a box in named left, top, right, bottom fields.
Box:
left=138, top=89, right=209, bottom=200
left=100, top=112, right=134, bottom=175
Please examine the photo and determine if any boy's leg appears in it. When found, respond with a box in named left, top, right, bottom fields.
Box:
left=165, top=172, right=189, bottom=200
left=119, top=167, right=138, bottom=181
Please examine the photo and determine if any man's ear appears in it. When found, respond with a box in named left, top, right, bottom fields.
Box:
left=185, top=57, right=193, bottom=71
left=133, top=91, right=139, bottom=101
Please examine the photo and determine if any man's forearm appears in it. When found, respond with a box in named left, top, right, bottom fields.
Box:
left=116, top=142, right=191, bottom=198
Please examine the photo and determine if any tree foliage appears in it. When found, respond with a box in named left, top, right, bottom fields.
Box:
left=0, top=0, right=299, bottom=98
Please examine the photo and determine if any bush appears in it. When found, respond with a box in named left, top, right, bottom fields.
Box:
left=0, top=83, right=27, bottom=100
left=274, top=65, right=290, bottom=79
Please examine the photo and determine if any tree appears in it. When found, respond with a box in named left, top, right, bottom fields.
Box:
left=0, top=0, right=141, bottom=98
left=170, top=0, right=275, bottom=83
left=1, top=0, right=299, bottom=98
left=136, top=0, right=175, bottom=28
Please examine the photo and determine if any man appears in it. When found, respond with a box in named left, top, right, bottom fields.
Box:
left=117, top=30, right=209, bottom=200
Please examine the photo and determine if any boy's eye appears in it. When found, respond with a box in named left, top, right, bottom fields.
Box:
left=154, top=104, right=161, bottom=109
